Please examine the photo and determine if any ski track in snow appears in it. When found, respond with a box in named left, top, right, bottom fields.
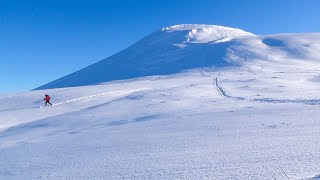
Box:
left=0, top=88, right=150, bottom=112
left=45, top=88, right=150, bottom=107
left=214, top=76, right=320, bottom=105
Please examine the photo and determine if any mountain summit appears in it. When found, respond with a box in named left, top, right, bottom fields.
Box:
left=162, top=24, right=254, bottom=43
left=36, top=24, right=255, bottom=90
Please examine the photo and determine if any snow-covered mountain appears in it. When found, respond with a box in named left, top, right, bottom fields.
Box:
left=36, top=24, right=320, bottom=91
left=36, top=24, right=256, bottom=90
left=2, top=24, right=320, bottom=179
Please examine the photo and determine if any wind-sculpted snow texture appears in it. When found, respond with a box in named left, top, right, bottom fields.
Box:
left=2, top=24, right=320, bottom=179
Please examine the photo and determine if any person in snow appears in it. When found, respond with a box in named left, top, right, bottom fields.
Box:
left=44, top=94, right=52, bottom=106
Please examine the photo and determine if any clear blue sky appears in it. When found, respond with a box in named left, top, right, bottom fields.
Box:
left=1, top=0, right=319, bottom=94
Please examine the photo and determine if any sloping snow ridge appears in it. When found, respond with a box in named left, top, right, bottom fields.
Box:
left=2, top=24, right=320, bottom=179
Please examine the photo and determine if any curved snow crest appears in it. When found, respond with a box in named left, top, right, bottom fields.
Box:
left=162, top=24, right=255, bottom=43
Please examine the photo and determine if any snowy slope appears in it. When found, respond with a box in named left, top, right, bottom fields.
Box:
left=2, top=24, right=320, bottom=179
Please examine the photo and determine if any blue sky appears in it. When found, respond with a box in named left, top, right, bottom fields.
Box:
left=1, top=0, right=320, bottom=94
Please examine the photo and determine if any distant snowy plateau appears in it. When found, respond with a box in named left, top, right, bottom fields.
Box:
left=1, top=24, right=320, bottom=179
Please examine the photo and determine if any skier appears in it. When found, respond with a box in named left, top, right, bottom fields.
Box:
left=44, top=94, right=52, bottom=106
